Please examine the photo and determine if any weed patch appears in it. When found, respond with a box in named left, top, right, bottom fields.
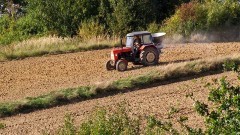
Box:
left=0, top=123, right=6, bottom=129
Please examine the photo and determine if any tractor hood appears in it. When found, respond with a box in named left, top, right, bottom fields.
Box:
left=112, top=47, right=132, bottom=53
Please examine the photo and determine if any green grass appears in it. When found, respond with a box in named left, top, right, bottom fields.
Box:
left=0, top=123, right=6, bottom=129
left=0, top=55, right=240, bottom=118
left=0, top=86, right=93, bottom=117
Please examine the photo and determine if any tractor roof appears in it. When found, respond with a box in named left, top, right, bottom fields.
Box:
left=127, top=31, right=151, bottom=37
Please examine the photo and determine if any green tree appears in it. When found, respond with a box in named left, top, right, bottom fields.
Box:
left=25, top=0, right=100, bottom=37
left=97, top=0, right=112, bottom=34
left=108, top=0, right=152, bottom=35
left=107, top=0, right=190, bottom=36
left=1, top=0, right=193, bottom=44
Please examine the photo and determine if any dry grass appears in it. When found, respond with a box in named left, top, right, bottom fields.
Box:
left=161, top=54, right=240, bottom=74
left=0, top=36, right=118, bottom=61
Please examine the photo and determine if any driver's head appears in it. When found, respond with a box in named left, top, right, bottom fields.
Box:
left=135, top=35, right=140, bottom=39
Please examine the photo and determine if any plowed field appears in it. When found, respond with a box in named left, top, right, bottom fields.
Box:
left=0, top=72, right=238, bottom=135
left=0, top=42, right=240, bottom=134
left=0, top=42, right=240, bottom=102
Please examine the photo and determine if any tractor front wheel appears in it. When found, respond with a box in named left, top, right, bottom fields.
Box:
left=140, top=47, right=159, bottom=66
left=106, top=60, right=115, bottom=70
left=116, top=59, right=128, bottom=72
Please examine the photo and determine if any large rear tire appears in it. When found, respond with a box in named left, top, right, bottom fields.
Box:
left=116, top=59, right=128, bottom=72
left=140, top=47, right=159, bottom=66
left=106, top=60, right=115, bottom=70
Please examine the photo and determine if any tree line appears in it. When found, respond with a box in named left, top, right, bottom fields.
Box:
left=0, top=0, right=189, bottom=44
left=1, top=0, right=239, bottom=45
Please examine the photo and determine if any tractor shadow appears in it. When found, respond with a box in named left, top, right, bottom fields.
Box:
left=127, top=58, right=200, bottom=71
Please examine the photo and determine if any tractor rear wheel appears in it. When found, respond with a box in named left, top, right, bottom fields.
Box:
left=116, top=59, right=128, bottom=72
left=140, top=47, right=159, bottom=66
left=106, top=60, right=115, bottom=70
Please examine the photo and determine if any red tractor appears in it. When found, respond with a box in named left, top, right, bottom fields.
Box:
left=106, top=31, right=165, bottom=71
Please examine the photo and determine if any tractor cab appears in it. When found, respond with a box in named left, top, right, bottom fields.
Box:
left=125, top=31, right=165, bottom=53
left=106, top=31, right=166, bottom=72
left=125, top=31, right=153, bottom=50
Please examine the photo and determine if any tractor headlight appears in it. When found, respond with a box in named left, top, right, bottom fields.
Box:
left=111, top=51, right=115, bottom=60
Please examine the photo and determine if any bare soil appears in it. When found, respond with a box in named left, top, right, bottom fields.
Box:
left=0, top=42, right=240, bottom=102
left=0, top=72, right=238, bottom=135
left=0, top=42, right=240, bottom=134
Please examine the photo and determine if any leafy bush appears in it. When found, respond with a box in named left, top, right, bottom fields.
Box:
left=15, top=14, right=47, bottom=36
left=0, top=15, right=12, bottom=35
left=0, top=13, right=47, bottom=45
left=206, top=0, right=240, bottom=28
left=78, top=19, right=105, bottom=40
left=145, top=116, right=179, bottom=134
left=0, top=15, right=17, bottom=45
left=25, top=0, right=100, bottom=37
left=56, top=105, right=140, bottom=135
left=147, top=22, right=161, bottom=33
left=58, top=114, right=76, bottom=135
left=57, top=105, right=180, bottom=135
left=186, top=60, right=240, bottom=134
left=78, top=107, right=140, bottom=135
left=162, top=0, right=240, bottom=37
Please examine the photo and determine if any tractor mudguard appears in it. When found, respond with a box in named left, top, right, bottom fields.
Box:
left=139, top=45, right=157, bottom=51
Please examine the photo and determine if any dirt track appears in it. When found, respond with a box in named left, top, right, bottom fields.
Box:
left=0, top=42, right=240, bottom=102
left=0, top=72, right=238, bottom=135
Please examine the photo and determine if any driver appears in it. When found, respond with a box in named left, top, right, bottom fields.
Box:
left=134, top=35, right=141, bottom=48
left=133, top=35, right=142, bottom=60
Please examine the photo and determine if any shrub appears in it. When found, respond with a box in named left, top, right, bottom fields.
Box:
left=78, top=19, right=105, bottom=40
left=15, top=14, right=47, bottom=36
left=206, top=0, right=240, bottom=28
left=0, top=15, right=18, bottom=45
left=58, top=114, right=76, bottom=135
left=147, top=22, right=161, bottom=33
left=0, top=15, right=12, bottom=35
left=145, top=116, right=179, bottom=135
left=57, top=105, right=179, bottom=135
left=0, top=14, right=47, bottom=45
left=55, top=105, right=141, bottom=135
left=162, top=1, right=207, bottom=36
left=78, top=107, right=140, bottom=135
left=186, top=61, right=240, bottom=134
left=162, top=0, right=240, bottom=37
